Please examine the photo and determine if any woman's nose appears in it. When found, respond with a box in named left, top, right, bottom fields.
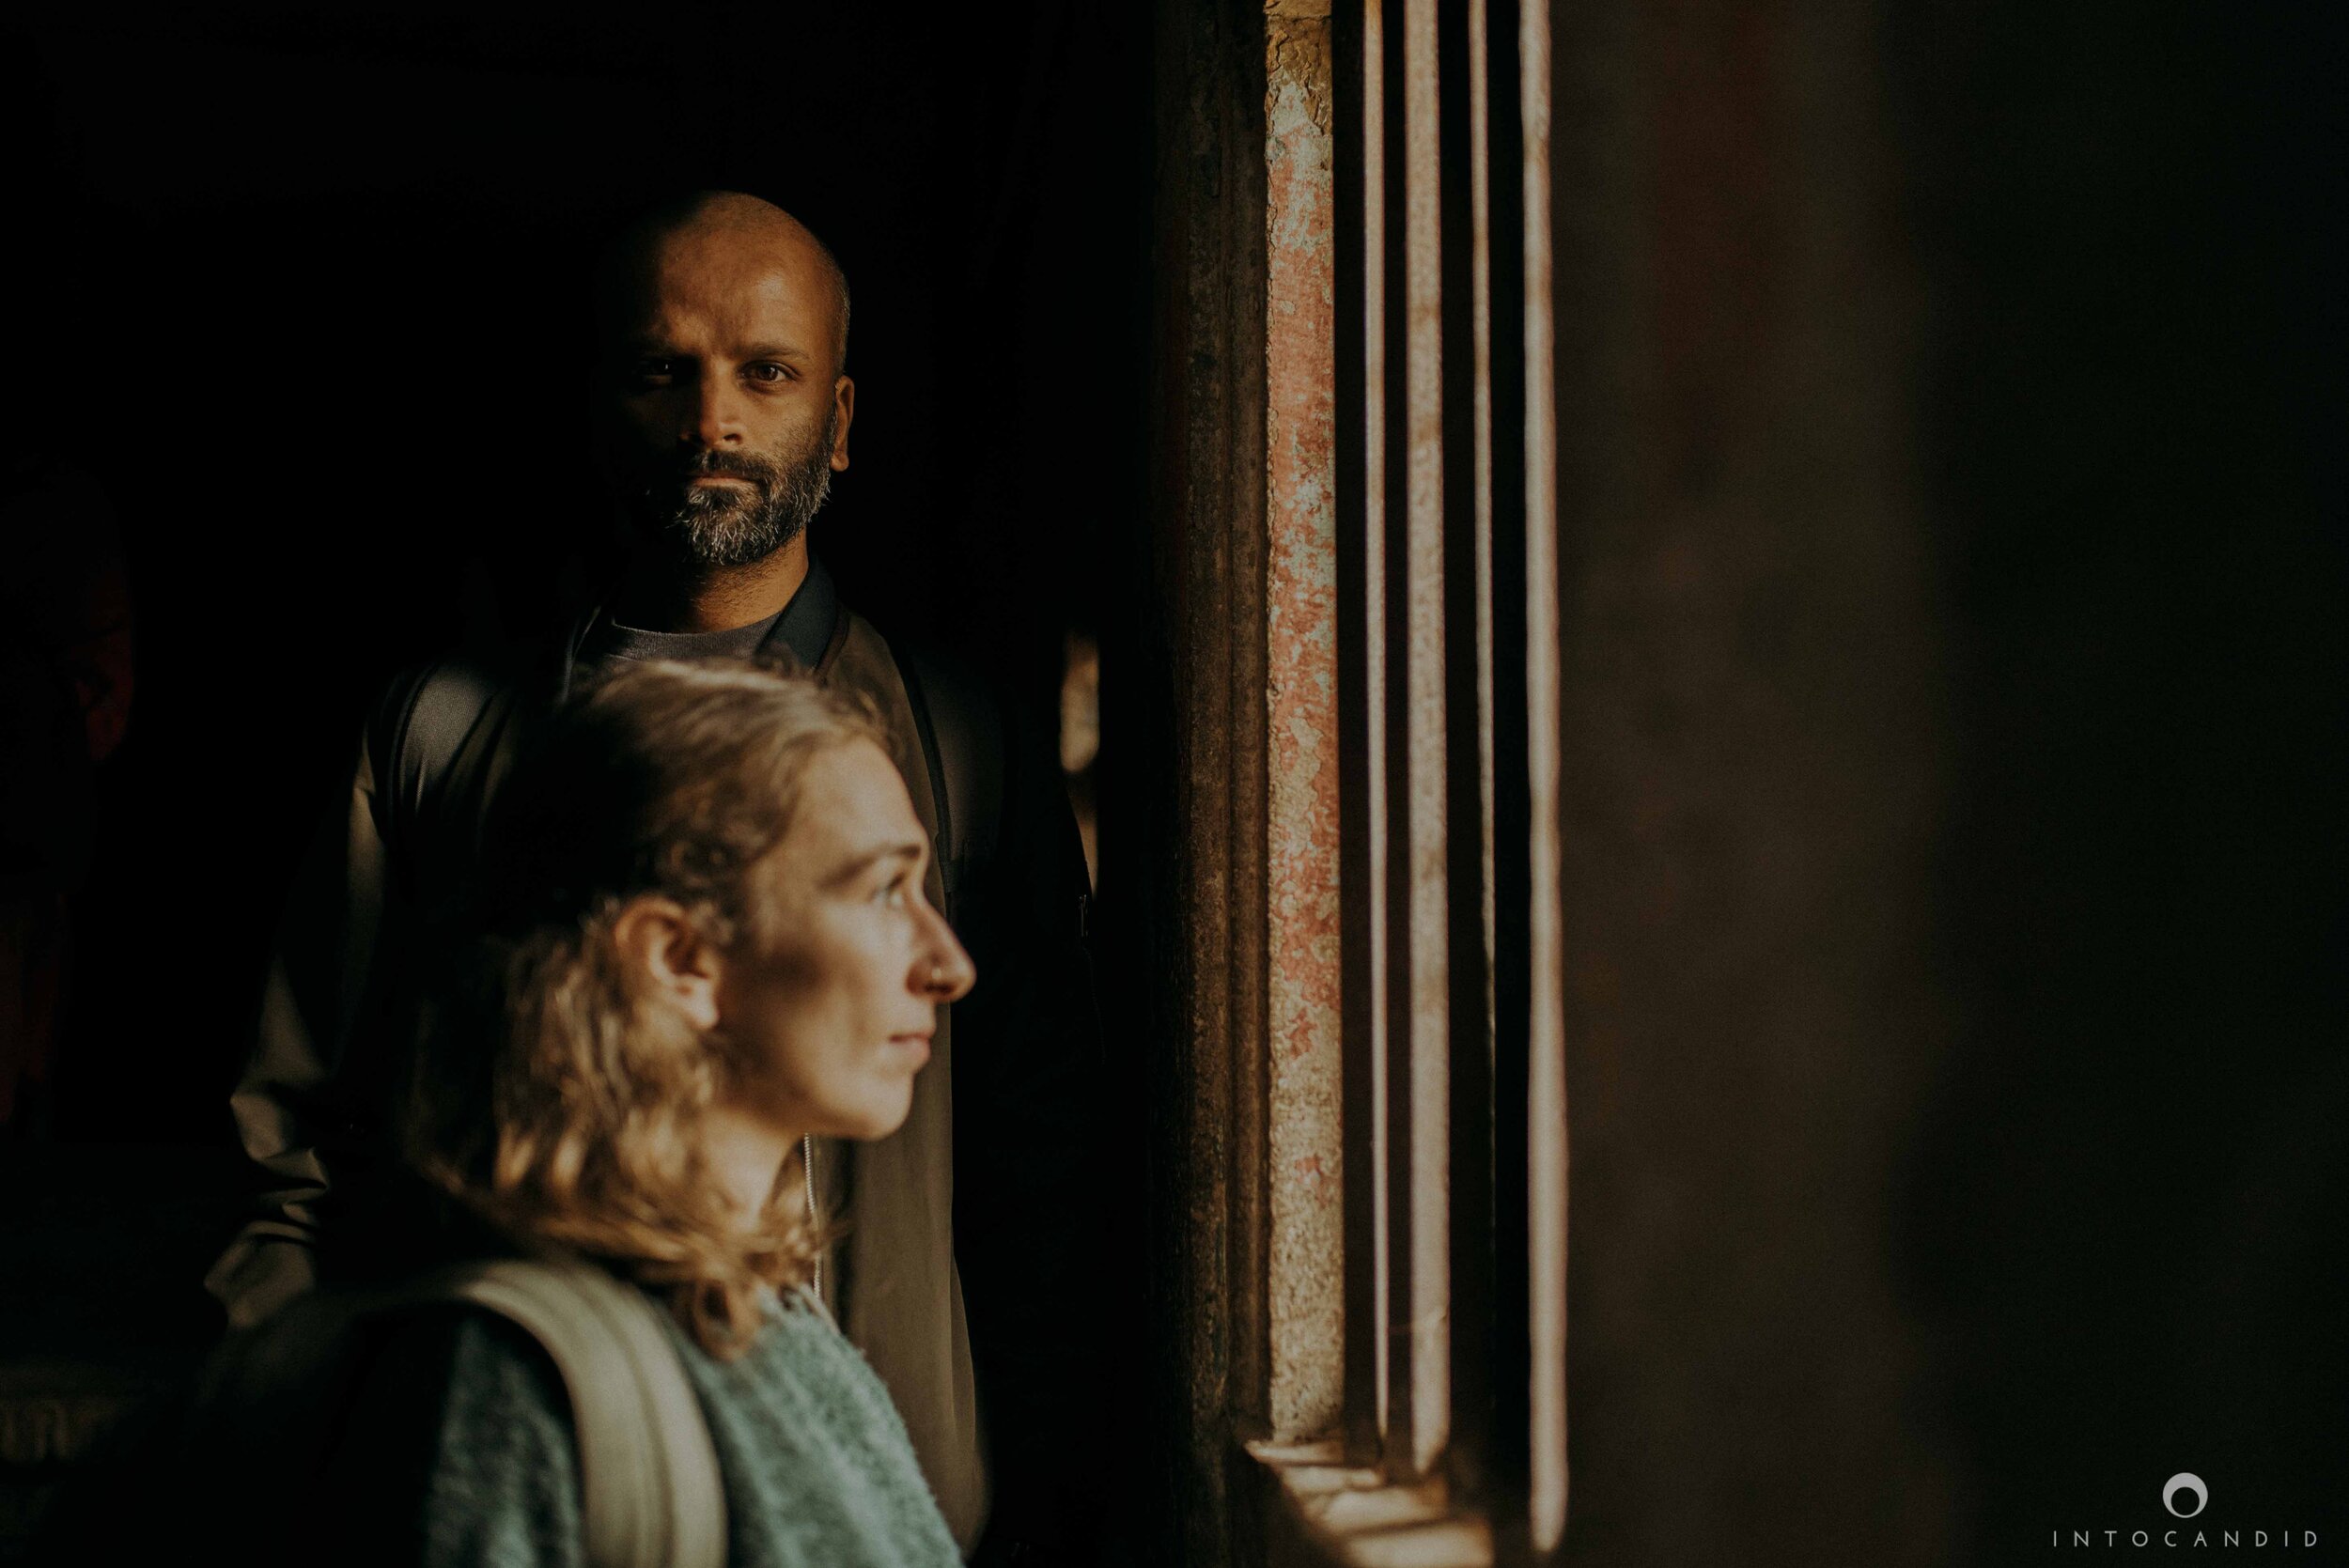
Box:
left=915, top=909, right=976, bottom=1004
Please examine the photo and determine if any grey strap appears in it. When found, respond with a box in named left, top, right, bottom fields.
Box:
left=439, top=1260, right=726, bottom=1568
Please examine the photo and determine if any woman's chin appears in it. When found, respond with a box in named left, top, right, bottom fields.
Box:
left=830, top=1081, right=920, bottom=1143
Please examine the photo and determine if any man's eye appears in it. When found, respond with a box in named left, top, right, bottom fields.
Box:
left=746, top=363, right=791, bottom=384
left=632, top=359, right=677, bottom=386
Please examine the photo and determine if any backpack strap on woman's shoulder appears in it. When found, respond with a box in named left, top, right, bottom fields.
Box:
left=436, top=1259, right=726, bottom=1568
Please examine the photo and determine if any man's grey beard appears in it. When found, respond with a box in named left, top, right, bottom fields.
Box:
left=646, top=408, right=838, bottom=568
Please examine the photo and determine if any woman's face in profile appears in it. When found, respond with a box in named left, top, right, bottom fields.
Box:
left=713, top=738, right=974, bottom=1142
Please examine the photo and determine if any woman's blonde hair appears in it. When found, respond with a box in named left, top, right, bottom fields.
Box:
left=404, top=658, right=893, bottom=1357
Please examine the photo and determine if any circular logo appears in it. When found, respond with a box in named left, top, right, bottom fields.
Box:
left=2163, top=1473, right=2208, bottom=1519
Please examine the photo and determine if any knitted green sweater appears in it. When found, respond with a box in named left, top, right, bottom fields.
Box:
left=357, top=1287, right=964, bottom=1568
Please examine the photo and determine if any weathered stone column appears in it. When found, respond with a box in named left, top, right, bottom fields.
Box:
left=1262, top=0, right=1344, bottom=1447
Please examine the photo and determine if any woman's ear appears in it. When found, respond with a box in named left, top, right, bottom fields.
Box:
left=612, top=896, right=723, bottom=1031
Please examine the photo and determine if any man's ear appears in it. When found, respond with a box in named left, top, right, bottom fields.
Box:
left=612, top=896, right=723, bottom=1031
left=830, top=376, right=855, bottom=472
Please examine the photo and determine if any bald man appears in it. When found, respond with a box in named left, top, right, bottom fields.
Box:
left=593, top=194, right=854, bottom=629
left=209, top=194, right=1109, bottom=1563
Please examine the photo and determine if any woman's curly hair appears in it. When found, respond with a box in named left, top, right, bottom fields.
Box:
left=402, top=658, right=893, bottom=1357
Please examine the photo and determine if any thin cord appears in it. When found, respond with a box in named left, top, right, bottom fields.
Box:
left=801, top=1134, right=822, bottom=1305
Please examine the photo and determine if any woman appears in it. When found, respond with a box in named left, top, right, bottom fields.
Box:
left=343, top=657, right=975, bottom=1567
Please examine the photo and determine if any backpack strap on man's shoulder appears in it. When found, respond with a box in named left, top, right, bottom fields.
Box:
left=887, top=641, right=1005, bottom=901
left=434, top=1259, right=726, bottom=1568
left=367, top=624, right=578, bottom=875
left=368, top=658, right=506, bottom=852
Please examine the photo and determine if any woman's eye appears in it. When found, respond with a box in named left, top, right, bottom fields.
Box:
left=879, top=876, right=910, bottom=908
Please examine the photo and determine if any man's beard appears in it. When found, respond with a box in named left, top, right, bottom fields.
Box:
left=635, top=406, right=838, bottom=568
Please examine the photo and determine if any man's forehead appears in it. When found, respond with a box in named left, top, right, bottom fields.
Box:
left=637, top=235, right=819, bottom=311
left=630, top=270, right=814, bottom=340
left=615, top=251, right=846, bottom=368
left=595, top=194, right=848, bottom=358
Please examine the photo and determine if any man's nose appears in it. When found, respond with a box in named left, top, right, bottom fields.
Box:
left=680, top=368, right=748, bottom=448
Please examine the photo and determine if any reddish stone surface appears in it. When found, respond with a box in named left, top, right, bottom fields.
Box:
left=1263, top=8, right=1344, bottom=1442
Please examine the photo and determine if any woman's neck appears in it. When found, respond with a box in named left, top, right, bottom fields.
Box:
left=701, top=1103, right=802, bottom=1224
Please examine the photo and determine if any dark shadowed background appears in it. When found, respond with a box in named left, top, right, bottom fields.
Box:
left=1537, top=0, right=2344, bottom=1560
